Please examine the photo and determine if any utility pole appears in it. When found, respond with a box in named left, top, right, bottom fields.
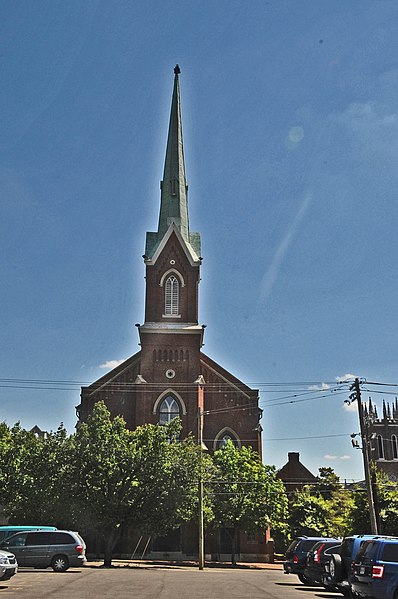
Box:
left=350, top=378, right=378, bottom=534
left=195, top=375, right=206, bottom=570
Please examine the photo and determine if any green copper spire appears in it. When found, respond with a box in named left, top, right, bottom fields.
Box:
left=158, top=64, right=189, bottom=240
left=145, top=65, right=201, bottom=263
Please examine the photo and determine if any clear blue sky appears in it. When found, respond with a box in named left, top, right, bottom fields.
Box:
left=1, top=0, right=398, bottom=482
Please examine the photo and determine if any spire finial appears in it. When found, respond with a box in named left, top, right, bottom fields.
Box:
left=174, top=64, right=181, bottom=75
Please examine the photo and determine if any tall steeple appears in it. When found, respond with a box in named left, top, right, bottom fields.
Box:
left=145, top=65, right=201, bottom=263
left=158, top=64, right=189, bottom=241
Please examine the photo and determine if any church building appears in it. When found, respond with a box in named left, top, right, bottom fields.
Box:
left=76, top=66, right=264, bottom=560
left=365, top=398, right=398, bottom=481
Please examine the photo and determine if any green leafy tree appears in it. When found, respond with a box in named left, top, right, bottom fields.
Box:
left=326, top=488, right=355, bottom=537
left=127, top=418, right=210, bottom=538
left=309, top=467, right=354, bottom=537
left=288, top=486, right=330, bottom=538
left=211, top=441, right=288, bottom=564
left=71, top=401, right=206, bottom=566
left=287, top=467, right=355, bottom=540
left=0, top=422, right=72, bottom=525
left=314, top=467, right=342, bottom=500
left=71, top=401, right=143, bottom=566
left=351, top=470, right=398, bottom=535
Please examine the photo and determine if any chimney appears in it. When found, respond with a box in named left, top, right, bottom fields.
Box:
left=288, top=452, right=300, bottom=463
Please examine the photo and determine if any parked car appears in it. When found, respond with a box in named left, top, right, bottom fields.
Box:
left=323, top=534, right=388, bottom=595
left=351, top=537, right=398, bottom=599
left=284, top=536, right=336, bottom=585
left=0, top=549, right=18, bottom=582
left=304, top=539, right=341, bottom=586
left=0, top=530, right=86, bottom=572
left=0, top=526, right=57, bottom=543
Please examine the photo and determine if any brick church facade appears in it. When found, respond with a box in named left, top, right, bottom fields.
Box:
left=76, top=66, right=264, bottom=560
left=365, top=398, right=398, bottom=481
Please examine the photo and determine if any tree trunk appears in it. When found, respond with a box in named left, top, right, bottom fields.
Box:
left=103, top=526, right=122, bottom=567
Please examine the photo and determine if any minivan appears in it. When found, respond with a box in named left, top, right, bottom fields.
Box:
left=0, top=529, right=86, bottom=571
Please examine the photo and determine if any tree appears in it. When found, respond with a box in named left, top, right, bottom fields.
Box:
left=287, top=467, right=355, bottom=540
left=211, top=441, right=288, bottom=564
left=126, top=417, right=209, bottom=539
left=351, top=470, right=398, bottom=535
left=0, top=422, right=73, bottom=525
left=71, top=401, right=206, bottom=566
left=314, top=467, right=342, bottom=500
left=288, top=486, right=330, bottom=538
left=71, top=401, right=143, bottom=566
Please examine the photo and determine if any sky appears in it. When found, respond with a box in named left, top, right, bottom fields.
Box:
left=1, top=0, right=398, bottom=482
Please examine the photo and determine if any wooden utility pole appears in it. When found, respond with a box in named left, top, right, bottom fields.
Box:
left=196, top=375, right=206, bottom=570
left=350, top=378, right=378, bottom=534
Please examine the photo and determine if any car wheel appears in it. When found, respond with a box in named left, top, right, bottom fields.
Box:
left=51, top=555, right=69, bottom=572
left=329, top=554, right=343, bottom=583
left=298, top=573, right=316, bottom=585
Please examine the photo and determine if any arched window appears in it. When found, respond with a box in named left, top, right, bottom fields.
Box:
left=214, top=428, right=241, bottom=451
left=218, top=434, right=237, bottom=448
left=165, top=275, right=179, bottom=316
left=392, top=435, right=398, bottom=459
left=377, top=434, right=384, bottom=459
left=159, top=395, right=180, bottom=424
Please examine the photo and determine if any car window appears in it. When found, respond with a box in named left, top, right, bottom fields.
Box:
left=26, top=532, right=53, bottom=545
left=5, top=533, right=27, bottom=547
left=351, top=539, right=367, bottom=560
left=301, top=540, right=318, bottom=551
left=381, top=544, right=398, bottom=562
left=361, top=541, right=379, bottom=562
left=51, top=533, right=74, bottom=545
left=355, top=541, right=370, bottom=562
left=287, top=539, right=300, bottom=552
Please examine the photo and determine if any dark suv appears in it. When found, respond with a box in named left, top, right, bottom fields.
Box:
left=351, top=537, right=398, bottom=599
left=0, top=530, right=86, bottom=572
left=304, top=539, right=341, bottom=586
left=323, top=535, right=386, bottom=595
left=284, top=536, right=336, bottom=585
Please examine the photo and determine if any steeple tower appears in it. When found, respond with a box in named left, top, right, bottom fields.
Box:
left=145, top=66, right=201, bottom=264
left=159, top=64, right=189, bottom=241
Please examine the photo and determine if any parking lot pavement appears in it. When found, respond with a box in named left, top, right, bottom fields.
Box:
left=0, top=565, right=339, bottom=598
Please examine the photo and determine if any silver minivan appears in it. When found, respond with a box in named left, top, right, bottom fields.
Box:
left=0, top=530, right=86, bottom=571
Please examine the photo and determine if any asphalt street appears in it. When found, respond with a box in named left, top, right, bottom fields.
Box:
left=0, top=564, right=341, bottom=599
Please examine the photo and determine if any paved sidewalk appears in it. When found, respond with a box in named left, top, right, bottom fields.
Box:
left=86, top=558, right=284, bottom=570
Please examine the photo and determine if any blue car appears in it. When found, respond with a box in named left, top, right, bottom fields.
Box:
left=323, top=534, right=384, bottom=594
left=351, top=537, right=398, bottom=599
